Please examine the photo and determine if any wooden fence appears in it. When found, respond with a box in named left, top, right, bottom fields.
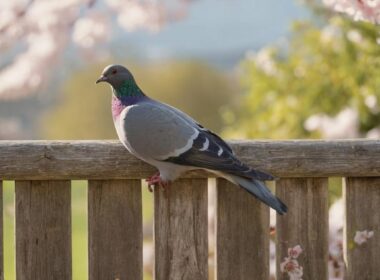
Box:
left=0, top=140, right=380, bottom=280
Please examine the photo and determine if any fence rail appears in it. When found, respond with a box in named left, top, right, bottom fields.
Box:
left=0, top=140, right=380, bottom=279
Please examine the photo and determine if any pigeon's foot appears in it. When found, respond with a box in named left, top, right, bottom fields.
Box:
left=145, top=173, right=170, bottom=192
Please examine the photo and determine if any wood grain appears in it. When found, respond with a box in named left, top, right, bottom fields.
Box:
left=344, top=177, right=380, bottom=280
left=0, top=181, right=3, bottom=280
left=276, top=178, right=328, bottom=280
left=154, top=178, right=208, bottom=280
left=88, top=180, right=142, bottom=280
left=215, top=179, right=269, bottom=279
left=1, top=140, right=380, bottom=179
left=15, top=180, right=71, bottom=280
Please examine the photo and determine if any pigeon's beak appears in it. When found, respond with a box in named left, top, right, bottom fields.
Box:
left=95, top=75, right=108, bottom=84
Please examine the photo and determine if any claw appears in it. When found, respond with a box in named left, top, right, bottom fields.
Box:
left=145, top=172, right=171, bottom=192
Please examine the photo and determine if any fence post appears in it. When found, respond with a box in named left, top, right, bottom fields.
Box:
left=276, top=178, right=329, bottom=280
left=0, top=181, right=3, bottom=280
left=215, top=178, right=269, bottom=279
left=88, top=179, right=143, bottom=280
left=154, top=178, right=208, bottom=280
left=344, top=177, right=380, bottom=280
left=15, top=180, right=71, bottom=280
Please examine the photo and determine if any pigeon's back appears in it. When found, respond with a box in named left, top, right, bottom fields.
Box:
left=120, top=100, right=198, bottom=161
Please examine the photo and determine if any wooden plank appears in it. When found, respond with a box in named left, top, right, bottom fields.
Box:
left=1, top=140, right=380, bottom=179
left=215, top=178, right=269, bottom=279
left=0, top=181, right=3, bottom=280
left=88, top=179, right=142, bottom=280
left=154, top=178, right=208, bottom=280
left=15, top=180, right=71, bottom=280
left=276, top=178, right=328, bottom=280
left=344, top=177, right=380, bottom=280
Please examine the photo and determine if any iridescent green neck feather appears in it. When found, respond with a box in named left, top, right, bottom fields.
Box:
left=113, top=79, right=144, bottom=98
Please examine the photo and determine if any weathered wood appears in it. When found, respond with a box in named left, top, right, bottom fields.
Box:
left=344, top=177, right=380, bottom=280
left=15, top=180, right=71, bottom=280
left=1, top=140, right=380, bottom=179
left=215, top=179, right=269, bottom=279
left=0, top=181, right=3, bottom=280
left=276, top=178, right=328, bottom=280
left=88, top=180, right=142, bottom=280
left=154, top=178, right=208, bottom=280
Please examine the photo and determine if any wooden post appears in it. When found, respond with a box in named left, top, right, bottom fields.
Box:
left=276, top=178, right=329, bottom=280
left=344, top=177, right=380, bottom=280
left=215, top=179, right=269, bottom=279
left=154, top=178, right=208, bottom=280
left=0, top=181, right=3, bottom=280
left=15, top=180, right=71, bottom=280
left=88, top=179, right=142, bottom=280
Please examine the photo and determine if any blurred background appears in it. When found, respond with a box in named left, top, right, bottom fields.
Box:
left=1, top=0, right=380, bottom=279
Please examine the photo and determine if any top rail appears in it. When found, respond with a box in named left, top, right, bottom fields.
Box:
left=0, top=139, right=379, bottom=180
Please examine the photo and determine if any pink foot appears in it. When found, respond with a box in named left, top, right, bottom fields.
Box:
left=145, top=173, right=171, bottom=192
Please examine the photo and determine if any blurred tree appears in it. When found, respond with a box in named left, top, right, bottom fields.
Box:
left=135, top=61, right=237, bottom=133
left=41, top=61, right=236, bottom=139
left=0, top=0, right=193, bottom=100
left=40, top=65, right=115, bottom=139
left=224, top=13, right=380, bottom=139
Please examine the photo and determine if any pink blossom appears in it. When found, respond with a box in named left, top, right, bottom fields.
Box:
left=246, top=47, right=278, bottom=76
left=280, top=245, right=303, bottom=280
left=289, top=266, right=303, bottom=280
left=72, top=12, right=110, bottom=49
left=304, top=107, right=359, bottom=139
left=0, top=0, right=193, bottom=100
left=288, top=245, right=303, bottom=259
left=324, top=0, right=380, bottom=24
left=354, top=230, right=374, bottom=245
left=280, top=258, right=303, bottom=280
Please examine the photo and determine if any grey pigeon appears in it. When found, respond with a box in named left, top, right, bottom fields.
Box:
left=96, top=64, right=287, bottom=214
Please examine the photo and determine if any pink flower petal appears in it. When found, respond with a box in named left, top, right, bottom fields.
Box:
left=354, top=230, right=375, bottom=245
left=288, top=245, right=303, bottom=259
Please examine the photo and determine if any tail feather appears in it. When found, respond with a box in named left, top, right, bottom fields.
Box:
left=227, top=174, right=287, bottom=215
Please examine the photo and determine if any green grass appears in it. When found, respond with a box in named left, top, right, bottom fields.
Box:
left=3, top=181, right=15, bottom=280
left=71, top=181, right=88, bottom=280
left=2, top=180, right=154, bottom=280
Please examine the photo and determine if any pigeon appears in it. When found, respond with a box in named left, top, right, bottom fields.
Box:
left=96, top=64, right=287, bottom=214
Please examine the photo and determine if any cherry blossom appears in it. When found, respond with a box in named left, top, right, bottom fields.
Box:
left=366, top=127, right=380, bottom=138
left=324, top=0, right=380, bottom=24
left=328, top=198, right=344, bottom=279
left=288, top=245, right=303, bottom=259
left=354, top=230, right=374, bottom=245
left=0, top=0, right=192, bottom=100
left=280, top=245, right=303, bottom=280
left=304, top=107, right=360, bottom=139
left=72, top=12, right=110, bottom=49
left=246, top=48, right=278, bottom=76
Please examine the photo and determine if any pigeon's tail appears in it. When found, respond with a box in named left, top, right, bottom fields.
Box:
left=225, top=174, right=287, bottom=215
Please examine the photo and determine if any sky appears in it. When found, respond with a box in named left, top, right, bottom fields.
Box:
left=115, top=0, right=309, bottom=67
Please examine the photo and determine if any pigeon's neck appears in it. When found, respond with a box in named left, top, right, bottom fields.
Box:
left=113, top=79, right=145, bottom=99
left=111, top=93, right=147, bottom=120
left=111, top=80, right=147, bottom=119
left=112, top=79, right=148, bottom=119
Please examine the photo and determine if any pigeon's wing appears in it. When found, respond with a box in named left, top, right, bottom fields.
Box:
left=121, top=102, right=200, bottom=160
left=122, top=101, right=274, bottom=181
left=163, top=128, right=275, bottom=181
left=159, top=103, right=234, bottom=154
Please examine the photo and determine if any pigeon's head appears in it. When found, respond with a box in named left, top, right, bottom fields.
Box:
left=96, top=64, right=135, bottom=88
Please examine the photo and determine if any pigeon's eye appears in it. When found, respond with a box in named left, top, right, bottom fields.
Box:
left=112, top=69, right=117, bottom=74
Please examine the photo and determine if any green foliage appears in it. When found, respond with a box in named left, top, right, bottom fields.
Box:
left=41, top=60, right=236, bottom=139
left=3, top=181, right=15, bottom=280
left=224, top=16, right=380, bottom=139
left=135, top=61, right=237, bottom=133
